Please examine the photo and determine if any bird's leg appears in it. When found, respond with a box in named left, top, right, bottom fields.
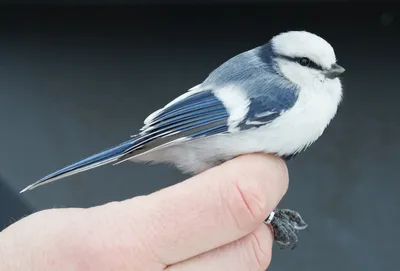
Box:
left=264, top=208, right=308, bottom=250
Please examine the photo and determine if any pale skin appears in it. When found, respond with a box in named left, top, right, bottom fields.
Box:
left=0, top=154, right=289, bottom=271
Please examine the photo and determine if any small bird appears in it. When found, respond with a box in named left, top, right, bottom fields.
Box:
left=20, top=30, right=345, bottom=249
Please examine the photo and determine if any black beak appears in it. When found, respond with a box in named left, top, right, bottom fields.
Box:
left=324, top=63, right=345, bottom=79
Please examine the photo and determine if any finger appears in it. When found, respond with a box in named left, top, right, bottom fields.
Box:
left=96, top=153, right=288, bottom=265
left=166, top=224, right=273, bottom=271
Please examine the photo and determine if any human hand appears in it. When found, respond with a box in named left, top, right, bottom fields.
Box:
left=0, top=153, right=288, bottom=270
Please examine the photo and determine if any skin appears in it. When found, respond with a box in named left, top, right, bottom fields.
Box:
left=0, top=154, right=289, bottom=271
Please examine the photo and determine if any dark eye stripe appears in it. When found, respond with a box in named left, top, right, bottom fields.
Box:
left=275, top=54, right=324, bottom=71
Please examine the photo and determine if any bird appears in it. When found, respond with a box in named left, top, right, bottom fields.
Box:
left=20, top=30, right=345, bottom=249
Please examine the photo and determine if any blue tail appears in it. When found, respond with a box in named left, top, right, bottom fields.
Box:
left=20, top=138, right=137, bottom=193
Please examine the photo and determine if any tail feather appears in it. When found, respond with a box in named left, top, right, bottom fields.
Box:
left=20, top=138, right=137, bottom=193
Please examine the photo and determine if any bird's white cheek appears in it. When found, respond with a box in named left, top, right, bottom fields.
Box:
left=278, top=63, right=316, bottom=89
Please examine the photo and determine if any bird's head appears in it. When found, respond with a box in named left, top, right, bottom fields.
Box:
left=269, top=30, right=345, bottom=90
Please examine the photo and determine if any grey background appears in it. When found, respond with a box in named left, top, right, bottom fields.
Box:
left=0, top=2, right=398, bottom=270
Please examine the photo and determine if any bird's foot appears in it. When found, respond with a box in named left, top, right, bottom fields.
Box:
left=264, top=208, right=308, bottom=250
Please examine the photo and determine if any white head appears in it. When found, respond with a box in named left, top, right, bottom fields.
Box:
left=270, top=30, right=345, bottom=90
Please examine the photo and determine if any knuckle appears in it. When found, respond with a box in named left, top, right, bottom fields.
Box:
left=236, top=174, right=268, bottom=219
left=222, top=172, right=269, bottom=230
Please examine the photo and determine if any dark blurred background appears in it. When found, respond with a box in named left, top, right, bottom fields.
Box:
left=0, top=1, right=398, bottom=270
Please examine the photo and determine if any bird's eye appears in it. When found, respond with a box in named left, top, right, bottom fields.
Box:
left=299, top=57, right=310, bottom=66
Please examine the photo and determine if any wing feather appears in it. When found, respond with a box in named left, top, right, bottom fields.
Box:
left=114, top=90, right=230, bottom=163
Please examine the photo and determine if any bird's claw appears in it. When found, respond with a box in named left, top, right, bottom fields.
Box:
left=264, top=208, right=308, bottom=250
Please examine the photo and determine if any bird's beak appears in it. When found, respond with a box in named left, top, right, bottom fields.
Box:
left=324, top=63, right=345, bottom=79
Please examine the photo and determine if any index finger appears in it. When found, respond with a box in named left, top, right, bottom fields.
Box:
left=126, top=153, right=288, bottom=265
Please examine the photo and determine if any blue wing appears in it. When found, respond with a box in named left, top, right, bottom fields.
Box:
left=113, top=90, right=231, bottom=163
